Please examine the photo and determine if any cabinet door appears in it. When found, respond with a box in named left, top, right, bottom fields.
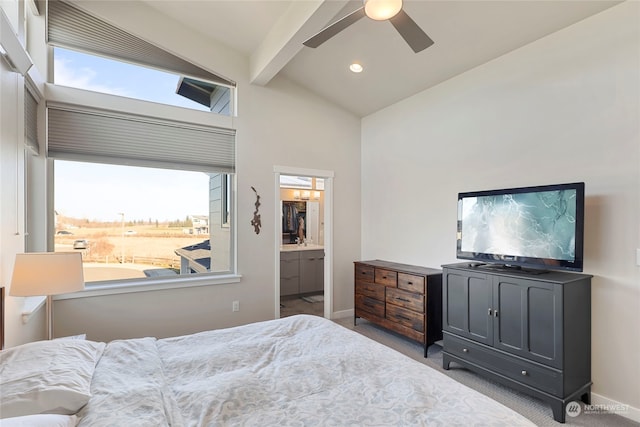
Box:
left=300, top=250, right=324, bottom=293
left=443, top=269, right=493, bottom=345
left=280, top=252, right=299, bottom=296
left=493, top=277, right=562, bottom=368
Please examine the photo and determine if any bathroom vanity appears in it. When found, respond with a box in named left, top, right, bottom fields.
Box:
left=280, top=245, right=324, bottom=296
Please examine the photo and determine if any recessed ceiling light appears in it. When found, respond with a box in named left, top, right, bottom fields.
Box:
left=349, top=63, right=363, bottom=73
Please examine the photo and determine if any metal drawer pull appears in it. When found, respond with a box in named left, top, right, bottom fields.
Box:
left=462, top=348, right=469, bottom=353
left=521, top=370, right=528, bottom=376
left=396, top=297, right=411, bottom=302
left=397, top=315, right=411, bottom=321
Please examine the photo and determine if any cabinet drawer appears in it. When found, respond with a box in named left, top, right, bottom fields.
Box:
left=281, top=251, right=299, bottom=261
left=355, top=281, right=384, bottom=300
left=398, top=273, right=425, bottom=294
left=355, top=264, right=375, bottom=282
left=355, top=295, right=385, bottom=318
left=375, top=269, right=398, bottom=287
left=444, top=333, right=563, bottom=396
left=386, top=304, right=424, bottom=332
left=386, top=287, right=424, bottom=313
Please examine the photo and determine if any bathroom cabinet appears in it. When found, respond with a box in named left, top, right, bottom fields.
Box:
left=280, top=249, right=324, bottom=296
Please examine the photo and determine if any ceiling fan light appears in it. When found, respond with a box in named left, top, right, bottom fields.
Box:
left=364, top=0, right=402, bottom=21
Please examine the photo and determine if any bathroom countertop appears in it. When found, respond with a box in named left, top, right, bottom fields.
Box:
left=280, top=244, right=324, bottom=252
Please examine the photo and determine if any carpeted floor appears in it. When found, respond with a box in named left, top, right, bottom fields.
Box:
left=334, top=318, right=638, bottom=427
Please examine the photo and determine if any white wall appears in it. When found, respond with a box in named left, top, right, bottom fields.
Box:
left=0, top=2, right=47, bottom=346
left=362, top=2, right=639, bottom=417
left=5, top=1, right=361, bottom=342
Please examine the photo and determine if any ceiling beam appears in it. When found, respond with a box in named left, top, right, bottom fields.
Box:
left=249, top=0, right=351, bottom=86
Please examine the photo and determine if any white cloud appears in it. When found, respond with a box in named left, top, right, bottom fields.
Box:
left=54, top=58, right=131, bottom=97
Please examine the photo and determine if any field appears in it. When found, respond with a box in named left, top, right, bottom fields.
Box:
left=55, top=223, right=205, bottom=281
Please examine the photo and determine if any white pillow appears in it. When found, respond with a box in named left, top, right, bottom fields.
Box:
left=0, top=339, right=105, bottom=418
left=0, top=414, right=78, bottom=427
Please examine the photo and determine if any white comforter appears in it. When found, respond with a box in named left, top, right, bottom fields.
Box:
left=77, top=315, right=535, bottom=426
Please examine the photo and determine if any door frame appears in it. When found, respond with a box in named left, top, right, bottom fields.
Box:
left=274, top=166, right=334, bottom=319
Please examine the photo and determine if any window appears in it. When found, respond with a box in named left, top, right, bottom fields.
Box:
left=45, top=0, right=237, bottom=285
left=54, top=160, right=233, bottom=282
left=54, top=47, right=231, bottom=114
left=47, top=0, right=235, bottom=115
left=280, top=175, right=313, bottom=189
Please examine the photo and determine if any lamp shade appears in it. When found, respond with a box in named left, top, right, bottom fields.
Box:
left=10, top=252, right=84, bottom=297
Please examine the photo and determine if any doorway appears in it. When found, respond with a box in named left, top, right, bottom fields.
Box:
left=274, top=167, right=333, bottom=319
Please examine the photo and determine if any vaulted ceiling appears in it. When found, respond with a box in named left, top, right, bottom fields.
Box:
left=141, top=0, right=622, bottom=117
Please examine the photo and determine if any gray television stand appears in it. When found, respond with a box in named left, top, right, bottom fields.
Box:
left=441, top=263, right=592, bottom=423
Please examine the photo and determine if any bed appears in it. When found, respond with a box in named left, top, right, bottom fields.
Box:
left=1, top=313, right=535, bottom=426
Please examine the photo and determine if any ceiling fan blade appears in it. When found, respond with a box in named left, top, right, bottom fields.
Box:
left=303, top=7, right=366, bottom=48
left=389, top=9, right=434, bottom=53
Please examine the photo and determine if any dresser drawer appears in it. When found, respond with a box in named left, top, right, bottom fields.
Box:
left=355, top=281, right=384, bottom=300
left=386, top=287, right=424, bottom=313
left=355, top=264, right=375, bottom=282
left=398, top=273, right=425, bottom=294
left=386, top=304, right=424, bottom=332
left=356, top=294, right=385, bottom=318
left=443, top=333, right=563, bottom=396
left=375, top=269, right=398, bottom=287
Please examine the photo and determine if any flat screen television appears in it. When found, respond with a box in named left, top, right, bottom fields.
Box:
left=457, top=182, right=585, bottom=272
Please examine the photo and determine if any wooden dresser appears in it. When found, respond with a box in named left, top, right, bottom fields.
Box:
left=354, top=260, right=443, bottom=357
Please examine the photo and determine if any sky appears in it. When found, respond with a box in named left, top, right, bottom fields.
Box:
left=55, top=160, right=210, bottom=222
left=53, top=48, right=211, bottom=222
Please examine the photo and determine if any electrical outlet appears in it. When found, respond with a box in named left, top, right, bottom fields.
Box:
left=232, top=300, right=239, bottom=312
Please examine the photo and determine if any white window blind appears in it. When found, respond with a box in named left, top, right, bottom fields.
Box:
left=47, top=103, right=236, bottom=173
left=47, top=0, right=235, bottom=88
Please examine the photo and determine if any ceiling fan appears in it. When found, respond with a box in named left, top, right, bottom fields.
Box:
left=303, top=0, right=434, bottom=53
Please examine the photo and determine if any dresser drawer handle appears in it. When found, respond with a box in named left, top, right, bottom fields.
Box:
left=396, top=297, right=411, bottom=303
left=396, top=314, right=411, bottom=321
left=407, top=281, right=413, bottom=285
left=462, top=348, right=469, bottom=353
left=521, top=370, right=528, bottom=376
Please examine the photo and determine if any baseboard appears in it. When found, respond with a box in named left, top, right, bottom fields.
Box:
left=331, top=308, right=353, bottom=320
left=590, top=392, right=640, bottom=423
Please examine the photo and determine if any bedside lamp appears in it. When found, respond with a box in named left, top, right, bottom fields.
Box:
left=10, top=252, right=84, bottom=339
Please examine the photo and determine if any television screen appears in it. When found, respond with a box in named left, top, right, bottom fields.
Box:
left=457, top=182, right=585, bottom=272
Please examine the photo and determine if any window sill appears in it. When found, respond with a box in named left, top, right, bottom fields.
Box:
left=53, top=273, right=242, bottom=300
left=21, top=296, right=47, bottom=324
